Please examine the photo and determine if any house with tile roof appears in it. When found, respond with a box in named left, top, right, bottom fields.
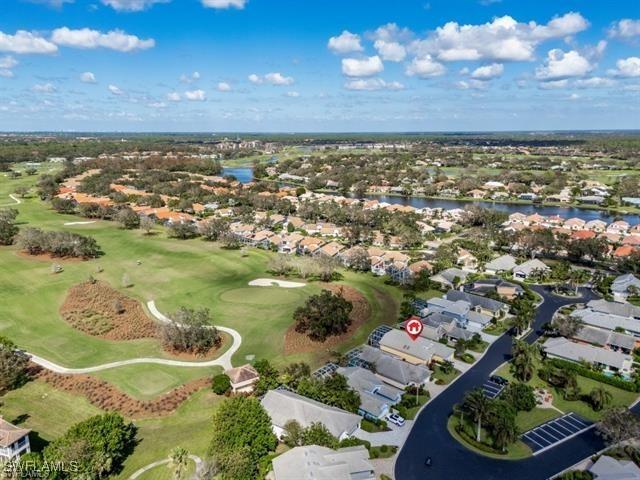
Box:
left=0, top=418, right=30, bottom=460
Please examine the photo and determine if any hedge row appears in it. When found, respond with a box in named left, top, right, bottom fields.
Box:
left=548, top=358, right=639, bottom=393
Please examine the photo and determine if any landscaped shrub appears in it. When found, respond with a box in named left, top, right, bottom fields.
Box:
left=212, top=374, right=232, bottom=395
left=548, top=358, right=639, bottom=392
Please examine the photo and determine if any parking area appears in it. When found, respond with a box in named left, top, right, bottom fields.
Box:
left=521, top=412, right=593, bottom=455
left=481, top=379, right=505, bottom=399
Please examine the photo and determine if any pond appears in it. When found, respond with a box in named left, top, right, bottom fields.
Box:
left=221, top=166, right=640, bottom=224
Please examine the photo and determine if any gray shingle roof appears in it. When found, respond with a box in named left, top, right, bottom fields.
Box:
left=272, top=445, right=375, bottom=480
left=543, top=337, right=632, bottom=371
left=446, top=290, right=508, bottom=313
left=587, top=299, right=640, bottom=319
left=484, top=254, right=518, bottom=272
left=261, top=390, right=361, bottom=438
left=612, top=274, right=640, bottom=294
left=357, top=346, right=431, bottom=387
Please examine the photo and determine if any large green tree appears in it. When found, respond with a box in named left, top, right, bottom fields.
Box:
left=0, top=335, right=29, bottom=394
left=43, top=413, right=137, bottom=479
left=294, top=289, right=353, bottom=342
left=208, top=397, right=277, bottom=480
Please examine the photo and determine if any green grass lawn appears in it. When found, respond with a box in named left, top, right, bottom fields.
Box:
left=0, top=166, right=401, bottom=395
left=0, top=380, right=103, bottom=450
left=515, top=408, right=561, bottom=432
left=432, top=365, right=460, bottom=385
left=136, top=461, right=196, bottom=480
left=495, top=358, right=639, bottom=422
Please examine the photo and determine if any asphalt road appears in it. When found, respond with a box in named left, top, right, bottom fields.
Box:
left=394, top=286, right=605, bottom=480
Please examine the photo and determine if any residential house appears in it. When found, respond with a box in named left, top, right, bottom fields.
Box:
left=564, top=218, right=586, bottom=231
left=445, top=290, right=509, bottom=318
left=585, top=219, right=607, bottom=233
left=484, top=254, right=518, bottom=275
left=225, top=364, right=260, bottom=393
left=274, top=233, right=304, bottom=254
left=612, top=274, right=640, bottom=303
left=466, top=277, right=524, bottom=300
left=430, top=267, right=469, bottom=289
left=357, top=346, right=431, bottom=389
left=297, top=236, right=324, bottom=256
left=572, top=326, right=636, bottom=354
left=261, top=390, right=361, bottom=441
left=251, top=230, right=274, bottom=249
left=512, top=259, right=550, bottom=280
left=608, top=221, right=630, bottom=235
left=542, top=337, right=633, bottom=376
left=572, top=309, right=640, bottom=338
left=271, top=445, right=375, bottom=480
left=588, top=454, right=640, bottom=480
left=337, top=367, right=403, bottom=420
left=378, top=328, right=454, bottom=365
left=426, top=297, right=470, bottom=324
left=457, top=248, right=478, bottom=271
left=317, top=241, right=344, bottom=258
left=0, top=418, right=30, bottom=460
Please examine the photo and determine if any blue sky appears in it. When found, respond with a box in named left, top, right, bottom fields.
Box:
left=0, top=0, right=639, bottom=132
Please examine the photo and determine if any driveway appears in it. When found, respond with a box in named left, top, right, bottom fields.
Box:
left=394, top=286, right=605, bottom=480
left=355, top=420, right=414, bottom=447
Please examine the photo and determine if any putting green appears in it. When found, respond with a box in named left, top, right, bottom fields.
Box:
left=218, top=286, right=305, bottom=305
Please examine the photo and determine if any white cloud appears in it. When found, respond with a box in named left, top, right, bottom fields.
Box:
left=535, top=49, right=592, bottom=80
left=101, top=0, right=169, bottom=11
left=568, top=93, right=580, bottom=100
left=328, top=31, right=363, bottom=54
left=51, top=27, right=155, bottom=52
left=80, top=71, right=96, bottom=83
left=248, top=73, right=262, bottom=84
left=608, top=19, right=640, bottom=39
left=29, top=0, right=74, bottom=7
left=201, top=0, right=246, bottom=9
left=574, top=77, right=615, bottom=88
left=180, top=71, right=200, bottom=83
left=285, top=91, right=300, bottom=97
left=264, top=72, right=294, bottom=85
left=608, top=57, right=640, bottom=78
left=471, top=63, right=504, bottom=79
left=0, top=30, right=58, bottom=54
left=166, top=92, right=181, bottom=101
left=370, top=23, right=413, bottom=43
left=411, top=12, right=589, bottom=62
left=217, top=82, right=232, bottom=92
left=0, top=59, right=18, bottom=78
left=344, top=78, right=404, bottom=91
left=148, top=101, right=167, bottom=108
left=341, top=56, right=384, bottom=77
left=184, top=89, right=206, bottom=101
left=405, top=55, right=446, bottom=78
left=374, top=40, right=406, bottom=62
left=32, top=83, right=57, bottom=93
left=108, top=84, right=124, bottom=95
left=456, top=79, right=488, bottom=90
left=538, top=79, right=569, bottom=89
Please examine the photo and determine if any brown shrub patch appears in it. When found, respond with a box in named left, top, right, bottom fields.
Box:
left=283, top=283, right=371, bottom=355
left=34, top=365, right=210, bottom=419
left=60, top=280, right=157, bottom=341
left=16, top=251, right=85, bottom=263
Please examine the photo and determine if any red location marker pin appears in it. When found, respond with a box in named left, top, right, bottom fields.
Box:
left=406, top=318, right=423, bottom=341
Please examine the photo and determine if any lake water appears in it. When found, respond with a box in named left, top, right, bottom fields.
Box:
left=222, top=166, right=640, bottom=224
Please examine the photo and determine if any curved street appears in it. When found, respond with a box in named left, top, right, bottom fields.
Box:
left=394, top=286, right=611, bottom=480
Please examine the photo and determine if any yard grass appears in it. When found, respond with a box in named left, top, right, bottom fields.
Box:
left=396, top=394, right=430, bottom=420
left=136, top=461, right=195, bottom=480
left=360, top=419, right=390, bottom=433
left=515, top=407, right=561, bottom=433
left=483, top=321, right=510, bottom=336
left=0, top=380, right=103, bottom=450
left=432, top=365, right=460, bottom=385
left=495, top=358, right=639, bottom=422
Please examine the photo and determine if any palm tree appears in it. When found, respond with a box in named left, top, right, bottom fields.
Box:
left=170, top=447, right=189, bottom=480
left=511, top=340, right=539, bottom=383
left=462, top=388, right=492, bottom=442
left=491, top=411, right=519, bottom=452
left=590, top=387, right=613, bottom=412
left=511, top=315, right=530, bottom=337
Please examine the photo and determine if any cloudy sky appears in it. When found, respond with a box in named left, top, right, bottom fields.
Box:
left=0, top=0, right=639, bottom=132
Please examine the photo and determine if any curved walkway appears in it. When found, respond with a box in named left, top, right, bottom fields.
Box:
left=26, top=301, right=241, bottom=374
left=395, top=286, right=604, bottom=480
left=0, top=194, right=21, bottom=207
left=129, top=454, right=203, bottom=479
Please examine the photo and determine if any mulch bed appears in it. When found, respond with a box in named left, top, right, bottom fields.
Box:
left=283, top=283, right=371, bottom=355
left=33, top=365, right=211, bottom=419
left=60, top=280, right=157, bottom=341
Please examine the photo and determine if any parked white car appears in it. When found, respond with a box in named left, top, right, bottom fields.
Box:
left=386, top=413, right=405, bottom=427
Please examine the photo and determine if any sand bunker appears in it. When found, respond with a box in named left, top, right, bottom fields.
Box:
left=248, top=278, right=306, bottom=288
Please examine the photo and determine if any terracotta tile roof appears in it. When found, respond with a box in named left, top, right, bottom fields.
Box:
left=0, top=418, right=30, bottom=448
